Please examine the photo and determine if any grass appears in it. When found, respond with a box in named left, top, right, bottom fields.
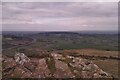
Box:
left=58, top=57, right=73, bottom=63
left=17, top=48, right=39, bottom=57
left=2, top=32, right=119, bottom=78
left=92, top=60, right=119, bottom=78
left=63, top=49, right=119, bottom=78
left=3, top=49, right=18, bottom=57
left=64, top=49, right=118, bottom=58
left=58, top=54, right=82, bottom=77
left=26, top=34, right=118, bottom=51
left=45, top=56, right=56, bottom=77
left=3, top=48, right=39, bottom=58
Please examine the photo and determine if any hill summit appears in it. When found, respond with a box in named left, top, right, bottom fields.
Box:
left=2, top=52, right=112, bottom=78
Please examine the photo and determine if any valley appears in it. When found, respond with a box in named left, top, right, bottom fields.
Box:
left=2, top=31, right=119, bottom=78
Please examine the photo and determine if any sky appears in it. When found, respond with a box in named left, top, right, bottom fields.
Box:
left=1, top=2, right=118, bottom=31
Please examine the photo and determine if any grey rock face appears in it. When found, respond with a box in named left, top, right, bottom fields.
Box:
left=14, top=53, right=30, bottom=65
left=3, top=52, right=112, bottom=78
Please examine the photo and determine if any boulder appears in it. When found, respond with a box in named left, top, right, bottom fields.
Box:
left=14, top=53, right=30, bottom=65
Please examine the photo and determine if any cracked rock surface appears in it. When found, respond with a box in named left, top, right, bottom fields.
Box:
left=2, top=52, right=112, bottom=78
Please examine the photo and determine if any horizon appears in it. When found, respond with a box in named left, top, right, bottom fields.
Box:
left=2, top=30, right=118, bottom=35
left=2, top=29, right=118, bottom=32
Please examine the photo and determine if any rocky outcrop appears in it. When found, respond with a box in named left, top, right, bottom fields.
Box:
left=14, top=53, right=30, bottom=65
left=2, top=52, right=112, bottom=78
left=51, top=53, right=111, bottom=78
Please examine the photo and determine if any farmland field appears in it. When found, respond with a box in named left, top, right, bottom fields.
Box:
left=2, top=31, right=119, bottom=78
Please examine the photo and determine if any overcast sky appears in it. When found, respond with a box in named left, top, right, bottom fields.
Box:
left=2, top=2, right=118, bottom=31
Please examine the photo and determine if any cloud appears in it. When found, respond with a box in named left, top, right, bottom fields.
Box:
left=1, top=0, right=119, bottom=2
left=2, top=2, right=118, bottom=31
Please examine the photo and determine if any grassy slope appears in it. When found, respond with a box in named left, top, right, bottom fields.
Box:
left=2, top=33, right=119, bottom=78
left=64, top=49, right=118, bottom=58
left=63, top=49, right=119, bottom=78
left=93, top=60, right=118, bottom=78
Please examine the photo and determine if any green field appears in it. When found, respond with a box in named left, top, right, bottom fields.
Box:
left=2, top=32, right=119, bottom=78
